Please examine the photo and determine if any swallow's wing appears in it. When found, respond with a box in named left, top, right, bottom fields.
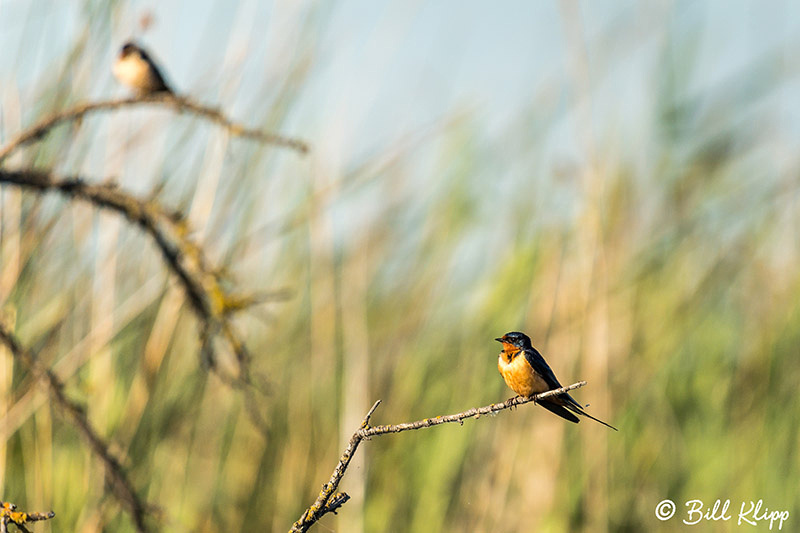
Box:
left=523, top=346, right=564, bottom=390
left=139, top=49, right=172, bottom=93
left=525, top=347, right=619, bottom=430
left=524, top=346, right=586, bottom=411
left=538, top=400, right=580, bottom=423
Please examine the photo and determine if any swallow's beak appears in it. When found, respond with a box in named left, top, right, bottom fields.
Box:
left=494, top=337, right=504, bottom=343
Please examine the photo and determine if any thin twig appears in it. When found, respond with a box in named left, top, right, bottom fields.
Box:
left=0, top=324, right=150, bottom=532
left=0, top=500, right=55, bottom=532
left=289, top=382, right=587, bottom=532
left=359, top=381, right=586, bottom=438
left=0, top=93, right=308, bottom=164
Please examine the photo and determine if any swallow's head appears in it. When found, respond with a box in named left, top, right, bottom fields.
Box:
left=495, top=331, right=532, bottom=354
left=119, top=42, right=140, bottom=59
left=113, top=41, right=171, bottom=94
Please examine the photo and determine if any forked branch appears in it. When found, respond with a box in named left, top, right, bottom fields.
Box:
left=289, top=381, right=587, bottom=532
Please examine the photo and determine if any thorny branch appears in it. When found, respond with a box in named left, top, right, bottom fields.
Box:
left=0, top=324, right=151, bottom=533
left=290, top=381, right=588, bottom=533
left=0, top=93, right=308, bottom=164
left=0, top=169, right=278, bottom=387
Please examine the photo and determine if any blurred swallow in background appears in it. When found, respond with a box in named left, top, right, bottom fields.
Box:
left=496, top=331, right=617, bottom=430
left=113, top=41, right=172, bottom=94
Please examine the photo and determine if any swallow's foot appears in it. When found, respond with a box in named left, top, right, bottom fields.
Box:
left=505, top=395, right=521, bottom=409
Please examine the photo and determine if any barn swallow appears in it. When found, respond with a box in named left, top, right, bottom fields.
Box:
left=496, top=331, right=617, bottom=430
left=112, top=41, right=173, bottom=94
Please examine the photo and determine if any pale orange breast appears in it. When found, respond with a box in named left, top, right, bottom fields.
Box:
left=497, top=352, right=549, bottom=397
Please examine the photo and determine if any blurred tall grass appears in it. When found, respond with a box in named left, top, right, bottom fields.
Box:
left=1, top=2, right=799, bottom=532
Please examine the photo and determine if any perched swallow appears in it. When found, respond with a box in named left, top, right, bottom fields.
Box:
left=112, top=41, right=172, bottom=94
left=496, top=331, right=617, bottom=430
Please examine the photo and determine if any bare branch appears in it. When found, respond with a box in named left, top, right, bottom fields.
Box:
left=0, top=93, right=308, bottom=164
left=359, top=380, right=586, bottom=437
left=289, top=400, right=381, bottom=533
left=289, top=382, right=587, bottom=532
left=0, top=325, right=150, bottom=533
left=0, top=168, right=271, bottom=386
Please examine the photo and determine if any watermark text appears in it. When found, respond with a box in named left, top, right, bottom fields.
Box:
left=655, top=499, right=789, bottom=530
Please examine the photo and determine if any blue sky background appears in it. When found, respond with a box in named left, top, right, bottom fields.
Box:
left=3, top=0, right=800, bottom=293
left=3, top=1, right=799, bottom=159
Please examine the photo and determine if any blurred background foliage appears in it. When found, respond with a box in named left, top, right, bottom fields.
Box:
left=1, top=1, right=799, bottom=532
